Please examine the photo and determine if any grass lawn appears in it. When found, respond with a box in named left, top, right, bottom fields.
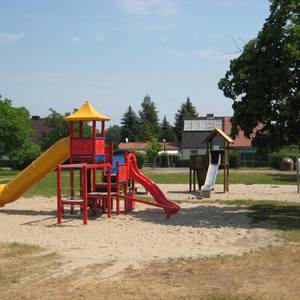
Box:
left=144, top=170, right=297, bottom=185
left=0, top=168, right=297, bottom=198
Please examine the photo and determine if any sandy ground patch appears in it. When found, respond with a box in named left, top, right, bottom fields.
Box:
left=0, top=188, right=281, bottom=279
left=161, top=183, right=300, bottom=202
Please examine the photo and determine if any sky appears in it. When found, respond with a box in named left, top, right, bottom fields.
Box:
left=0, top=0, right=270, bottom=126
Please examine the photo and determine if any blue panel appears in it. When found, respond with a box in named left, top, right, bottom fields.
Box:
left=113, top=156, right=125, bottom=165
left=110, top=155, right=125, bottom=174
left=96, top=155, right=105, bottom=163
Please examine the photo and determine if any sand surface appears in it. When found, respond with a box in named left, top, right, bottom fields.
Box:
left=0, top=184, right=290, bottom=279
left=161, top=183, right=300, bottom=202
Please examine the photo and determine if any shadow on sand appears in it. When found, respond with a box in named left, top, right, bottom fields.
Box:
left=1, top=202, right=300, bottom=231
left=128, top=202, right=300, bottom=231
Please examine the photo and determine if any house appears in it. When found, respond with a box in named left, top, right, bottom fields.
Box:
left=181, top=114, right=260, bottom=161
left=118, top=142, right=180, bottom=166
left=30, top=116, right=49, bottom=145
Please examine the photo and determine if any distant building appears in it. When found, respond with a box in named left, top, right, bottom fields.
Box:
left=118, top=142, right=179, bottom=155
left=30, top=116, right=49, bottom=145
left=118, top=142, right=180, bottom=166
left=181, top=114, right=260, bottom=160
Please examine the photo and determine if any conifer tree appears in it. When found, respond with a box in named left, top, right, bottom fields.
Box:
left=138, top=95, right=160, bottom=141
left=120, top=106, right=139, bottom=142
left=174, top=97, right=198, bottom=142
left=160, top=116, right=176, bottom=142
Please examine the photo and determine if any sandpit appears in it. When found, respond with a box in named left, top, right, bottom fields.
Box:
left=0, top=184, right=290, bottom=279
left=162, top=183, right=300, bottom=202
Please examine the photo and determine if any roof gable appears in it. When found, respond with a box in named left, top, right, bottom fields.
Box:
left=202, top=128, right=234, bottom=144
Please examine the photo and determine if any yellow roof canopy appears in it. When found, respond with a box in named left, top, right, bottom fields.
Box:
left=202, top=128, right=234, bottom=144
left=64, top=101, right=111, bottom=122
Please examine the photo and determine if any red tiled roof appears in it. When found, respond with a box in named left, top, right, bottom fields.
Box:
left=223, top=116, right=263, bottom=148
left=119, top=142, right=179, bottom=151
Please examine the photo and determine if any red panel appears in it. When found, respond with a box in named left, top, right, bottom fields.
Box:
left=95, top=139, right=105, bottom=155
left=105, top=144, right=113, bottom=163
left=118, top=164, right=128, bottom=182
left=71, top=138, right=105, bottom=156
left=71, top=139, right=93, bottom=155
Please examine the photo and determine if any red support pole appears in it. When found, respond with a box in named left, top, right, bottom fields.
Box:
left=69, top=122, right=75, bottom=214
left=69, top=121, right=74, bottom=161
left=131, top=179, right=135, bottom=209
left=57, top=165, right=62, bottom=224
left=107, top=166, right=111, bottom=218
left=124, top=182, right=128, bottom=213
left=92, top=120, right=97, bottom=189
left=83, top=166, right=88, bottom=225
left=116, top=162, right=120, bottom=215
left=70, top=167, right=75, bottom=214
left=101, top=121, right=105, bottom=137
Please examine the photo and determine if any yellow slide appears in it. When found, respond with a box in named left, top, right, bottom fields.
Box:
left=0, top=138, right=70, bottom=207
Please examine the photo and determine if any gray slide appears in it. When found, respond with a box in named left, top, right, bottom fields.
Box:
left=201, top=154, right=221, bottom=195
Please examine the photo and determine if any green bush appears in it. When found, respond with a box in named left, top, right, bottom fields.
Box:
left=174, top=158, right=190, bottom=167
left=229, top=150, right=241, bottom=168
left=160, top=155, right=169, bottom=167
left=270, top=148, right=300, bottom=169
left=135, top=151, right=146, bottom=169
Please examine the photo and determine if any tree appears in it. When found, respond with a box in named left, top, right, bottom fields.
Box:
left=40, top=108, right=91, bottom=151
left=138, top=95, right=160, bottom=141
left=145, top=138, right=162, bottom=163
left=120, top=106, right=140, bottom=142
left=159, top=116, right=176, bottom=142
left=40, top=109, right=69, bottom=150
left=0, top=96, right=41, bottom=168
left=218, top=0, right=300, bottom=151
left=105, top=125, right=121, bottom=147
left=174, top=97, right=198, bottom=142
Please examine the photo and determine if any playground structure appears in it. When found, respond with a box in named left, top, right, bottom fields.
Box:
left=0, top=101, right=180, bottom=224
left=189, top=128, right=233, bottom=197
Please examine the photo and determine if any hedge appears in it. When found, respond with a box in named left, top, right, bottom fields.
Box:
left=270, top=148, right=300, bottom=169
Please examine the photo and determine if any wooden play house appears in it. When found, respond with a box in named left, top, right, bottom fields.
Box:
left=202, top=128, right=233, bottom=193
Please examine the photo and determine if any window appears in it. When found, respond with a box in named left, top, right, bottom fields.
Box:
left=184, top=120, right=192, bottom=131
left=184, top=119, right=223, bottom=131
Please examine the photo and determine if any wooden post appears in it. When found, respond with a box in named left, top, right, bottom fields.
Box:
left=189, top=167, right=192, bottom=192
left=297, top=158, right=300, bottom=194
left=193, top=169, right=196, bottom=191
left=223, top=162, right=226, bottom=193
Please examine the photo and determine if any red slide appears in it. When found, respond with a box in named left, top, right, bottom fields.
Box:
left=126, top=153, right=180, bottom=217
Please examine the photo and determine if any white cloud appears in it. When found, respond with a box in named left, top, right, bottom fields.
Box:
left=115, top=0, right=178, bottom=16
left=70, top=35, right=81, bottom=43
left=0, top=32, right=26, bottom=45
